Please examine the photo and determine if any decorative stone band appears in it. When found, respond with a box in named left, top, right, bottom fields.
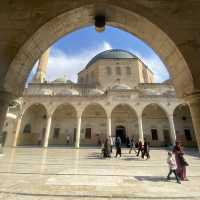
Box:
left=184, top=91, right=200, bottom=103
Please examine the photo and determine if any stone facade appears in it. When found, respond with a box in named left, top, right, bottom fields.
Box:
left=3, top=50, right=197, bottom=148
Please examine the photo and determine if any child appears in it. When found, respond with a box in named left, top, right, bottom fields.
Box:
left=166, top=152, right=181, bottom=184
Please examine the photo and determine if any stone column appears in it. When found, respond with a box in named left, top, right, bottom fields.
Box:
left=0, top=91, right=15, bottom=153
left=107, top=117, right=112, bottom=138
left=168, top=115, right=176, bottom=145
left=185, top=93, right=200, bottom=151
left=13, top=114, right=22, bottom=147
left=75, top=116, right=82, bottom=148
left=43, top=115, right=52, bottom=148
left=138, top=115, right=144, bottom=142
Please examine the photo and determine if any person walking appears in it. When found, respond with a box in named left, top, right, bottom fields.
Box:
left=178, top=152, right=189, bottom=181
left=136, top=140, right=143, bottom=157
left=126, top=136, right=130, bottom=148
left=173, top=141, right=189, bottom=180
left=142, top=138, right=150, bottom=159
left=115, top=136, right=122, bottom=157
left=166, top=152, right=181, bottom=184
left=102, top=138, right=111, bottom=158
left=129, top=136, right=137, bottom=154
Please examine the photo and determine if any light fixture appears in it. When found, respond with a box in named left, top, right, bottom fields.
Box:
left=95, top=15, right=106, bottom=32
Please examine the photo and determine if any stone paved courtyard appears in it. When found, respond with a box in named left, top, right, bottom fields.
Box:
left=0, top=147, right=199, bottom=200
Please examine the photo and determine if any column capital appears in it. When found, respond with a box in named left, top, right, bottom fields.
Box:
left=47, top=114, right=53, bottom=119
left=77, top=114, right=82, bottom=119
left=167, top=114, right=174, bottom=118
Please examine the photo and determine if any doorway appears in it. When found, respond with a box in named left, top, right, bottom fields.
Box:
left=116, top=126, right=126, bottom=144
left=163, top=129, right=171, bottom=146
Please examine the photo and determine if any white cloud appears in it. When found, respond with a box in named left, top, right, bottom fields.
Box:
left=46, top=41, right=112, bottom=82
left=29, top=42, right=169, bottom=84
left=129, top=50, right=169, bottom=83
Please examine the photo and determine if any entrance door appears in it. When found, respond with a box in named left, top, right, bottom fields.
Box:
left=116, top=126, right=126, bottom=144
left=163, top=129, right=171, bottom=146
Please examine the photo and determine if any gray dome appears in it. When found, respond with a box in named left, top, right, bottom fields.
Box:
left=86, top=49, right=137, bottom=68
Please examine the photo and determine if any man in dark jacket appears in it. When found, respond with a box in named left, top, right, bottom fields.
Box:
left=142, top=138, right=150, bottom=159
left=136, top=140, right=143, bottom=157
left=115, top=136, right=122, bottom=157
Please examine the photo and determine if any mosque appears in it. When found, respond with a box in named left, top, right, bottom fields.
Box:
left=2, top=49, right=197, bottom=148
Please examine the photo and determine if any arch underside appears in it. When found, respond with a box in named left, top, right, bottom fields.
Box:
left=18, top=104, right=47, bottom=146
left=173, top=104, right=197, bottom=147
left=4, top=3, right=194, bottom=98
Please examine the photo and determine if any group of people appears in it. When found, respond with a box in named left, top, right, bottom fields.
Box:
left=167, top=141, right=189, bottom=184
left=101, top=136, right=150, bottom=159
left=102, top=136, right=189, bottom=184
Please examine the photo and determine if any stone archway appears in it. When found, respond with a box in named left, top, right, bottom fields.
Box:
left=81, top=103, right=107, bottom=146
left=142, top=103, right=171, bottom=147
left=4, top=4, right=194, bottom=98
left=173, top=104, right=197, bottom=147
left=1, top=1, right=200, bottom=151
left=111, top=104, right=138, bottom=144
left=17, top=104, right=47, bottom=146
left=49, top=104, right=77, bottom=146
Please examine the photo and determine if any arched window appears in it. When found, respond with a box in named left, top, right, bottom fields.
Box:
left=126, top=66, right=131, bottom=75
left=116, top=66, right=121, bottom=75
left=142, top=68, right=148, bottom=82
left=106, top=66, right=112, bottom=75
left=91, top=71, right=95, bottom=83
left=23, top=123, right=31, bottom=134
left=86, top=74, right=89, bottom=83
left=79, top=77, right=84, bottom=83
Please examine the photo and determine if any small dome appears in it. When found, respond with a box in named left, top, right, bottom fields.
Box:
left=111, top=84, right=131, bottom=90
left=86, top=49, right=137, bottom=68
left=88, top=89, right=104, bottom=96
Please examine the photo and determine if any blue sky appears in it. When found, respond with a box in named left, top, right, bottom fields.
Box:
left=30, top=25, right=169, bottom=83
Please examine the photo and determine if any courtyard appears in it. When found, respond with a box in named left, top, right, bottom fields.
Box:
left=0, top=147, right=199, bottom=200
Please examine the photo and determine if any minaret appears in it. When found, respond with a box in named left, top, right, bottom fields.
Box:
left=33, top=48, right=51, bottom=83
